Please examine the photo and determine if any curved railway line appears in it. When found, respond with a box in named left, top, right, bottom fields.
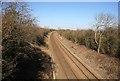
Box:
left=49, top=32, right=104, bottom=80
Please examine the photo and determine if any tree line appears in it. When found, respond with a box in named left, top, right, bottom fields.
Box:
left=58, top=13, right=119, bottom=58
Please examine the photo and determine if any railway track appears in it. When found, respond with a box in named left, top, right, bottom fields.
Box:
left=49, top=32, right=103, bottom=80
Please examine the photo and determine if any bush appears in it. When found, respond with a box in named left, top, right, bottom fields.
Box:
left=37, top=35, right=45, bottom=46
left=2, top=40, right=54, bottom=80
left=2, top=2, right=53, bottom=80
left=58, top=28, right=119, bottom=59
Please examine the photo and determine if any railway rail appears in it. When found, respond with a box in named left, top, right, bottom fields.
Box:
left=49, top=32, right=103, bottom=80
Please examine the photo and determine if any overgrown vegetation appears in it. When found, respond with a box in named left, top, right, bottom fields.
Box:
left=2, top=2, right=53, bottom=80
left=58, top=13, right=119, bottom=58
left=2, top=41, right=53, bottom=80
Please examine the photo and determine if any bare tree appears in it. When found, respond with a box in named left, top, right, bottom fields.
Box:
left=2, top=2, right=36, bottom=42
left=94, top=13, right=116, bottom=53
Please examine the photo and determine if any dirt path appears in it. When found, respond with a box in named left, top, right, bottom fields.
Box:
left=48, top=31, right=104, bottom=80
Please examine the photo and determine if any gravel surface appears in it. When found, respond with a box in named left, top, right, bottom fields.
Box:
left=58, top=33, right=119, bottom=79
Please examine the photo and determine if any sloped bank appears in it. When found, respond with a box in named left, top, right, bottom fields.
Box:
left=2, top=40, right=54, bottom=80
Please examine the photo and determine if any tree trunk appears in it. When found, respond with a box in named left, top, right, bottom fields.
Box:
left=97, top=34, right=102, bottom=53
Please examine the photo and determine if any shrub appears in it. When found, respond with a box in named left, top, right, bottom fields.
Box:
left=2, top=40, right=54, bottom=80
left=37, top=35, right=45, bottom=46
left=58, top=28, right=119, bottom=59
left=2, top=2, right=53, bottom=80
